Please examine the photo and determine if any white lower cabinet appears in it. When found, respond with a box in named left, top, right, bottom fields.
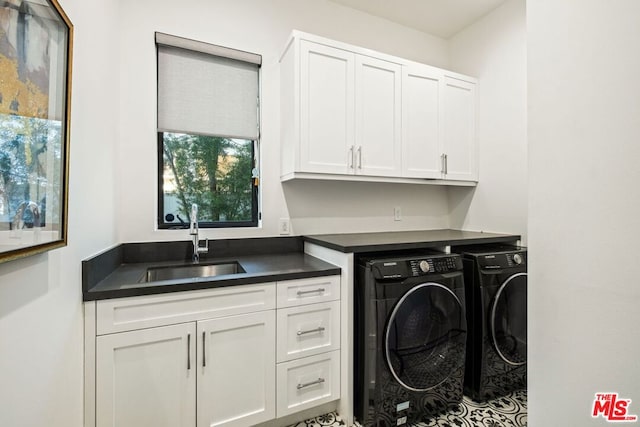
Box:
left=88, top=277, right=341, bottom=427
left=276, top=350, right=341, bottom=417
left=96, top=323, right=196, bottom=427
left=276, top=300, right=340, bottom=362
left=92, top=283, right=276, bottom=427
left=275, top=276, right=341, bottom=418
left=95, top=310, right=275, bottom=427
left=197, top=311, right=275, bottom=427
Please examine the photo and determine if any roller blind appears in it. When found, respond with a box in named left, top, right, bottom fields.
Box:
left=156, top=32, right=261, bottom=140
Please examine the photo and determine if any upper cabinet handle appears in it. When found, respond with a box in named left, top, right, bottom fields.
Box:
left=357, top=146, right=362, bottom=169
left=349, top=146, right=354, bottom=169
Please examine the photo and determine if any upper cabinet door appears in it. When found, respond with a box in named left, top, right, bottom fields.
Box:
left=355, top=55, right=402, bottom=177
left=300, top=41, right=355, bottom=174
left=402, top=65, right=443, bottom=179
left=443, top=76, right=478, bottom=182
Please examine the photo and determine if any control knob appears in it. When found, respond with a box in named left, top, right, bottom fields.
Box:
left=419, top=260, right=430, bottom=273
left=512, top=253, right=523, bottom=265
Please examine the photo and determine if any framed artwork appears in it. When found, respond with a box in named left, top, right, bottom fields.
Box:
left=0, top=0, right=73, bottom=263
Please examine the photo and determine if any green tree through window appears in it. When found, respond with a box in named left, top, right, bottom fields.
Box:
left=159, top=132, right=257, bottom=228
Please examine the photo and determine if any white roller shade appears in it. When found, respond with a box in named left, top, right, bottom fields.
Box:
left=157, top=34, right=260, bottom=140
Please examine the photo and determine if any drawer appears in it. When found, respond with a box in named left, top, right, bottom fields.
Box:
left=277, top=301, right=340, bottom=362
left=96, top=282, right=276, bottom=335
left=276, top=350, right=340, bottom=418
left=277, top=276, right=340, bottom=308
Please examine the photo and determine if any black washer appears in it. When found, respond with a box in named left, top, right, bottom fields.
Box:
left=354, top=251, right=466, bottom=426
left=460, top=245, right=527, bottom=401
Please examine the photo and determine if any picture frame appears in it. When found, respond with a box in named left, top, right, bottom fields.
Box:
left=0, top=0, right=73, bottom=264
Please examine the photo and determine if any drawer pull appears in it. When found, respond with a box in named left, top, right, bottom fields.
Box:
left=297, top=326, right=326, bottom=336
left=296, top=288, right=325, bottom=296
left=297, top=378, right=325, bottom=390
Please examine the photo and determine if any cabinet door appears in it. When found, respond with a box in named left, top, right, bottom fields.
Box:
left=355, top=55, right=402, bottom=177
left=300, top=40, right=355, bottom=174
left=402, top=65, right=443, bottom=179
left=197, top=311, right=276, bottom=427
left=96, top=323, right=196, bottom=427
left=443, top=76, right=478, bottom=181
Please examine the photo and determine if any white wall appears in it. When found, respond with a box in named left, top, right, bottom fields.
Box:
left=0, top=2, right=534, bottom=426
left=0, top=0, right=119, bottom=426
left=115, top=0, right=452, bottom=243
left=528, top=0, right=640, bottom=425
left=447, top=0, right=528, bottom=243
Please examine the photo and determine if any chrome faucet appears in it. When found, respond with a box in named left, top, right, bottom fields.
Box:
left=189, top=203, right=208, bottom=263
left=12, top=201, right=40, bottom=230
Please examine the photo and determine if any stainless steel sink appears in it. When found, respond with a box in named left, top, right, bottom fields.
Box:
left=141, top=261, right=245, bottom=282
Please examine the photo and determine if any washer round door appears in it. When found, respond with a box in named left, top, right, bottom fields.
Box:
left=490, top=272, right=527, bottom=366
left=384, top=282, right=466, bottom=392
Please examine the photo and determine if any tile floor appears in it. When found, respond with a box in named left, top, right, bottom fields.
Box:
left=290, top=389, right=527, bottom=427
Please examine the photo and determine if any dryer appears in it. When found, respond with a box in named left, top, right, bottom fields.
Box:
left=354, top=252, right=467, bottom=426
left=461, top=245, right=527, bottom=401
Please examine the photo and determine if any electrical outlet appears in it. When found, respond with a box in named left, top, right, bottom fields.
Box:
left=394, top=207, right=402, bottom=221
left=279, top=218, right=291, bottom=235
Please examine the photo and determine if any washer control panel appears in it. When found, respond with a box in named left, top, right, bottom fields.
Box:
left=368, top=254, right=462, bottom=280
left=478, top=251, right=527, bottom=269
left=409, top=255, right=462, bottom=276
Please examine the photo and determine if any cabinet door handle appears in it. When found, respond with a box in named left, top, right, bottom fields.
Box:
left=297, top=288, right=325, bottom=296
left=297, top=378, right=325, bottom=390
left=187, top=333, right=191, bottom=371
left=444, top=154, right=448, bottom=175
left=297, top=326, right=326, bottom=336
left=349, top=146, right=354, bottom=169
left=357, top=146, right=362, bottom=169
left=441, top=154, right=445, bottom=174
left=202, top=331, right=206, bottom=368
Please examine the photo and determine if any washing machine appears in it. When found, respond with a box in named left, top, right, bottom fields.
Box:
left=460, top=245, right=527, bottom=401
left=354, top=252, right=467, bottom=426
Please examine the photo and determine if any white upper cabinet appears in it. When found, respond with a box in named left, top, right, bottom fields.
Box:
left=442, top=75, right=478, bottom=181
left=401, top=64, right=443, bottom=179
left=355, top=55, right=402, bottom=177
left=299, top=41, right=355, bottom=174
left=402, top=67, right=478, bottom=182
left=280, top=31, right=478, bottom=185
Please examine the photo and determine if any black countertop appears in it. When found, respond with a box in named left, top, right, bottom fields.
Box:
left=303, top=229, right=520, bottom=253
left=83, top=231, right=520, bottom=301
left=83, top=237, right=340, bottom=301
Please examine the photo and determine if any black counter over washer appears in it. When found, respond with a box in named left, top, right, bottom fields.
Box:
left=304, top=229, right=520, bottom=253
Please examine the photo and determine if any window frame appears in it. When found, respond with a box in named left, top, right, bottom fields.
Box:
left=156, top=132, right=260, bottom=230
left=155, top=33, right=261, bottom=230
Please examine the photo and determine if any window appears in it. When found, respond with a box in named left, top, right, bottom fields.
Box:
left=155, top=32, right=261, bottom=229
